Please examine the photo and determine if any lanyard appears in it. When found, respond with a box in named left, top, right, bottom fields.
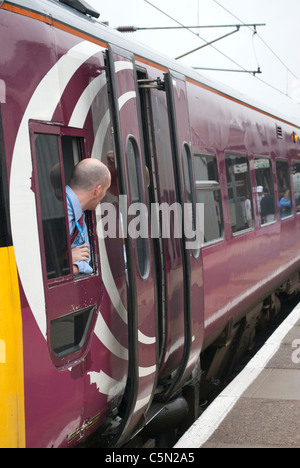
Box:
left=66, top=193, right=85, bottom=244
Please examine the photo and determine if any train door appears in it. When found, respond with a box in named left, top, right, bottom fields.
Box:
left=164, top=71, right=204, bottom=398
left=106, top=45, right=157, bottom=447
left=136, top=71, right=188, bottom=387
left=30, top=124, right=102, bottom=370
left=137, top=67, right=204, bottom=399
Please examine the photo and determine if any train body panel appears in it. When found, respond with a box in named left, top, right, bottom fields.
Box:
left=0, top=3, right=130, bottom=447
left=187, top=79, right=300, bottom=344
left=0, top=0, right=300, bottom=447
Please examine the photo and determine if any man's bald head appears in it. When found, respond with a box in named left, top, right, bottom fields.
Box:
left=69, top=159, right=111, bottom=211
left=69, top=159, right=110, bottom=192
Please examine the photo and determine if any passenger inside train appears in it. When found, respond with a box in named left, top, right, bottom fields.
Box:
left=66, top=159, right=111, bottom=275
left=279, top=189, right=292, bottom=218
left=260, top=187, right=275, bottom=224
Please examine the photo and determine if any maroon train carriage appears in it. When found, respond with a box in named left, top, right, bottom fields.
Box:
left=1, top=0, right=300, bottom=448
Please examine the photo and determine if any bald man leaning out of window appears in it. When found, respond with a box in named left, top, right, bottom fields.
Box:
left=66, top=159, right=111, bottom=275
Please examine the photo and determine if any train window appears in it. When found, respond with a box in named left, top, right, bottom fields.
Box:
left=276, top=160, right=293, bottom=219
left=126, top=136, right=150, bottom=279
left=292, top=162, right=300, bottom=214
left=182, top=144, right=200, bottom=257
left=225, top=154, right=253, bottom=234
left=33, top=131, right=90, bottom=281
left=254, top=158, right=276, bottom=225
left=34, top=133, right=71, bottom=280
left=50, top=305, right=96, bottom=358
left=61, top=135, right=81, bottom=185
left=194, top=154, right=224, bottom=244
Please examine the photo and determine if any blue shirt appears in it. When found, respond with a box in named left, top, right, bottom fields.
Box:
left=66, top=185, right=93, bottom=274
left=279, top=196, right=292, bottom=218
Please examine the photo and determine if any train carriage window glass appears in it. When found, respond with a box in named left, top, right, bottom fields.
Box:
left=292, top=162, right=300, bottom=214
left=51, top=305, right=96, bottom=358
left=276, top=160, right=293, bottom=219
left=61, top=136, right=81, bottom=185
left=225, top=154, right=253, bottom=234
left=194, top=154, right=224, bottom=244
left=182, top=144, right=200, bottom=257
left=34, top=134, right=71, bottom=280
left=34, top=132, right=89, bottom=281
left=126, top=136, right=150, bottom=279
left=254, top=158, right=276, bottom=225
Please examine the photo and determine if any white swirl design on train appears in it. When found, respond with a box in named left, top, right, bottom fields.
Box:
left=9, top=41, right=156, bottom=398
left=68, top=66, right=156, bottom=346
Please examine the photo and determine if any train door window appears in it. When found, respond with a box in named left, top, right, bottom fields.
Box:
left=276, top=160, right=293, bottom=219
left=182, top=143, right=200, bottom=257
left=34, top=133, right=71, bottom=280
left=254, top=158, right=276, bottom=225
left=292, top=162, right=300, bottom=214
left=50, top=305, right=96, bottom=358
left=32, top=128, right=91, bottom=282
left=126, top=136, right=150, bottom=279
left=194, top=153, right=224, bottom=244
left=61, top=135, right=81, bottom=185
left=225, top=154, right=253, bottom=234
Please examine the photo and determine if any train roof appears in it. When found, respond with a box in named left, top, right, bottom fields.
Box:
left=4, top=0, right=300, bottom=128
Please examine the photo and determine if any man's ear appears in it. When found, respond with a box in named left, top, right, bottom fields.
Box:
left=94, top=184, right=102, bottom=198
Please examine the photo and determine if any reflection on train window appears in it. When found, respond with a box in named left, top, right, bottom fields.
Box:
left=225, top=154, right=253, bottom=234
left=61, top=136, right=81, bottom=185
left=254, top=158, right=276, bottom=225
left=292, top=161, right=300, bottom=214
left=35, top=134, right=71, bottom=280
left=194, top=154, right=224, bottom=244
left=126, top=136, right=150, bottom=279
left=276, top=160, right=293, bottom=219
left=182, top=144, right=200, bottom=256
left=34, top=133, right=85, bottom=280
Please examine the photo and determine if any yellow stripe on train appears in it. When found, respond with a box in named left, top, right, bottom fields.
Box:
left=0, top=246, right=25, bottom=448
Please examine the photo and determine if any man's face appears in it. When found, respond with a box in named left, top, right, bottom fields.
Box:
left=98, top=177, right=111, bottom=203
left=87, top=177, right=111, bottom=211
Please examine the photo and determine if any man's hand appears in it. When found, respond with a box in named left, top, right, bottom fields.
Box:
left=71, top=244, right=90, bottom=263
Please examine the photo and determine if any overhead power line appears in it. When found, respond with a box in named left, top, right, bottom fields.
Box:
left=211, top=0, right=300, bottom=97
left=143, top=0, right=300, bottom=103
left=143, top=0, right=262, bottom=75
left=212, top=0, right=299, bottom=80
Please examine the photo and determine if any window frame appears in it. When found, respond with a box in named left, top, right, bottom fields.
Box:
left=126, top=134, right=150, bottom=280
left=30, top=122, right=89, bottom=287
left=276, top=159, right=293, bottom=220
left=292, top=160, right=300, bottom=215
left=254, top=156, right=276, bottom=227
left=225, top=152, right=254, bottom=236
left=194, top=152, right=224, bottom=247
left=182, top=143, right=200, bottom=258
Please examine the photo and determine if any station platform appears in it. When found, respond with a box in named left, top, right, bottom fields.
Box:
left=175, top=302, right=300, bottom=448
